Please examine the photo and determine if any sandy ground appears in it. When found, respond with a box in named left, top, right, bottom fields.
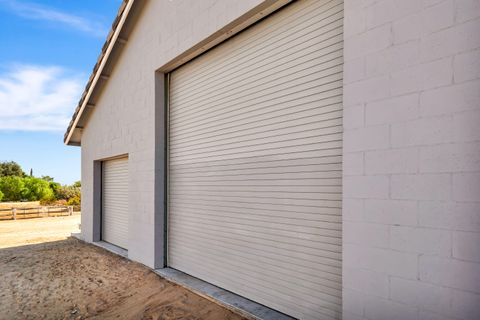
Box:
left=0, top=215, right=81, bottom=248
left=0, top=216, right=245, bottom=320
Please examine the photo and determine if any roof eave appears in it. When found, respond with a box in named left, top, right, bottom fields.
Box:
left=64, top=0, right=134, bottom=146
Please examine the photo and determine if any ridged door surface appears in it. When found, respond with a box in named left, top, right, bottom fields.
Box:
left=168, top=0, right=343, bottom=319
left=102, top=157, right=129, bottom=250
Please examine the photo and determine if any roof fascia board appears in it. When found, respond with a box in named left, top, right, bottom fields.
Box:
left=64, top=0, right=135, bottom=145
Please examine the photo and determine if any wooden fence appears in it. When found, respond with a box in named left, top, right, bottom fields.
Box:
left=0, top=206, right=74, bottom=220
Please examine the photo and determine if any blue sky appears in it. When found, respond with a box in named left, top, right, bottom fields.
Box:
left=0, top=0, right=121, bottom=184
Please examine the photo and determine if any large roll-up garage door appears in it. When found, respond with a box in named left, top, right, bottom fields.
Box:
left=168, top=0, right=343, bottom=319
left=102, top=157, right=129, bottom=250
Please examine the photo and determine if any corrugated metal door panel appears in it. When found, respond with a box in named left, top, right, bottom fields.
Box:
left=102, top=157, right=129, bottom=250
left=168, top=0, right=343, bottom=318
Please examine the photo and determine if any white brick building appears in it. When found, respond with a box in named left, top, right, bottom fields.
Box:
left=65, top=1, right=480, bottom=319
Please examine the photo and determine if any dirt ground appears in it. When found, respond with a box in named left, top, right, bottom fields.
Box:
left=0, top=216, right=245, bottom=320
left=0, top=215, right=81, bottom=248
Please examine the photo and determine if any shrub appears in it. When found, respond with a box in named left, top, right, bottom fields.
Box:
left=0, top=190, right=3, bottom=201
left=67, top=195, right=80, bottom=206
left=39, top=197, right=57, bottom=206
left=0, top=176, right=25, bottom=201
left=49, top=182, right=61, bottom=197
left=67, top=195, right=81, bottom=211
left=56, top=185, right=81, bottom=200
left=55, top=199, right=68, bottom=206
left=22, top=177, right=54, bottom=201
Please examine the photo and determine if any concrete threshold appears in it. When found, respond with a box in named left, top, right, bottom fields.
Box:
left=92, top=241, right=128, bottom=258
left=72, top=233, right=128, bottom=258
left=154, top=268, right=295, bottom=320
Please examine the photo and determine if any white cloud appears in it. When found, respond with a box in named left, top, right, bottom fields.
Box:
left=0, top=65, right=83, bottom=131
left=0, top=0, right=108, bottom=37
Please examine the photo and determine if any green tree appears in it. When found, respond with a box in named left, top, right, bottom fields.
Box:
left=22, top=177, right=54, bottom=201
left=73, top=181, right=81, bottom=188
left=0, top=190, right=4, bottom=201
left=0, top=161, right=25, bottom=177
left=41, top=176, right=54, bottom=182
left=49, top=181, right=61, bottom=196
left=0, top=176, right=25, bottom=201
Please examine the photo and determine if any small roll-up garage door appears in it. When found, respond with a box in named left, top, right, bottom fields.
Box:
left=168, top=0, right=343, bottom=319
left=102, top=157, right=129, bottom=250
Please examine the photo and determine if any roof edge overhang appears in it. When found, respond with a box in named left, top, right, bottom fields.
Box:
left=65, top=0, right=293, bottom=146
left=64, top=0, right=137, bottom=146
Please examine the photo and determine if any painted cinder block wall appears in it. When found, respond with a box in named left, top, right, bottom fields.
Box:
left=342, top=0, right=480, bottom=319
left=79, top=0, right=480, bottom=317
